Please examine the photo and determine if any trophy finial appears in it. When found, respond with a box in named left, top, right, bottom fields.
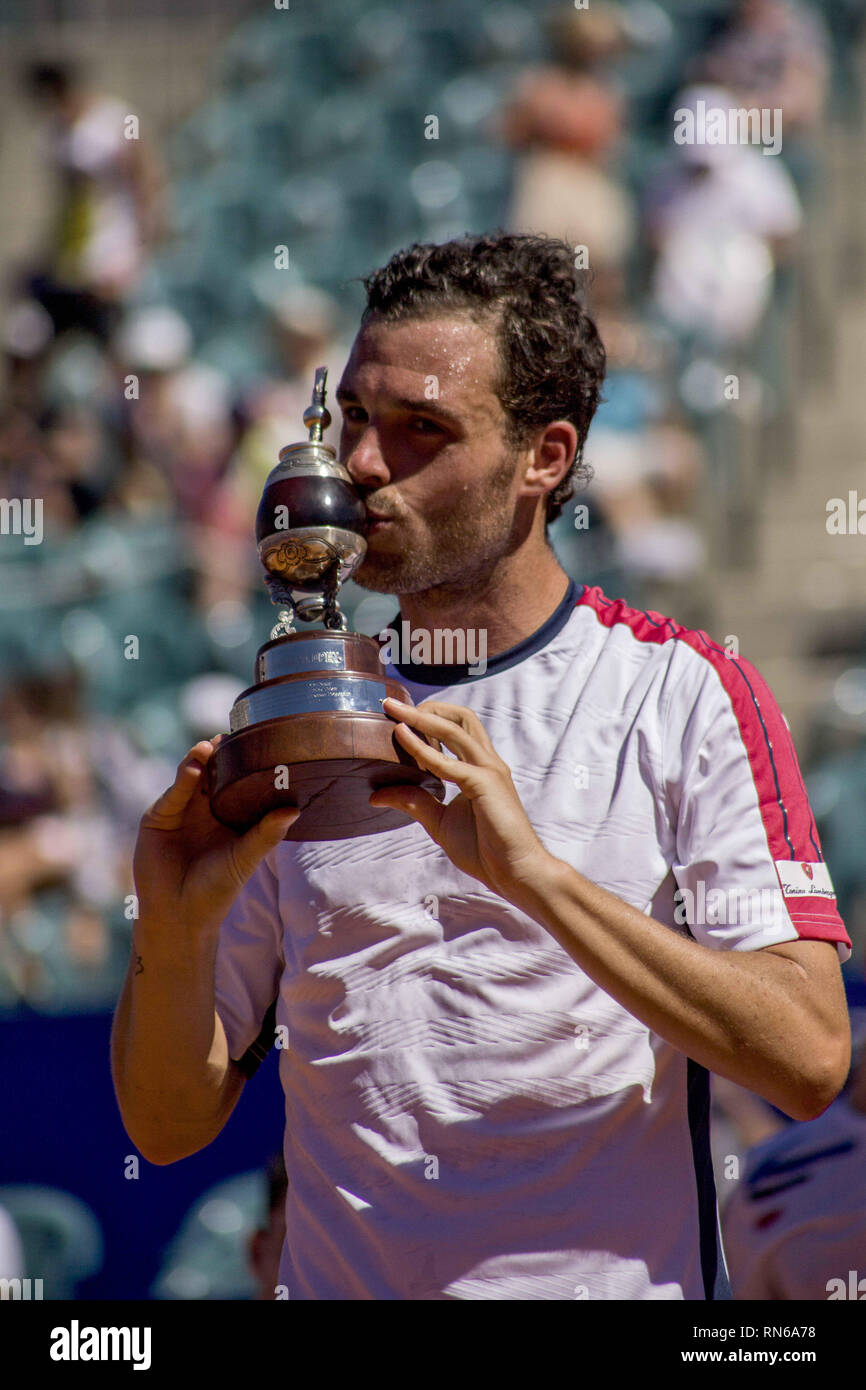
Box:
left=303, top=366, right=331, bottom=443
left=256, top=361, right=366, bottom=635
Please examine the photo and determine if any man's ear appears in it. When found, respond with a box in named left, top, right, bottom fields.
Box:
left=518, top=421, right=578, bottom=499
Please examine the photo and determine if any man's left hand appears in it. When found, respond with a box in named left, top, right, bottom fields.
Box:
left=369, top=697, right=552, bottom=901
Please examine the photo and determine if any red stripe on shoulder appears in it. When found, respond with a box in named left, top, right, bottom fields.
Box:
left=574, top=587, right=820, bottom=866
left=576, top=589, right=850, bottom=953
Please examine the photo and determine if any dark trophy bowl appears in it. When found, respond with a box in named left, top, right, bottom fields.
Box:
left=207, top=366, right=446, bottom=841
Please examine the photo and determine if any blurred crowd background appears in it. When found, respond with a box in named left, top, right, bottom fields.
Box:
left=1, top=0, right=865, bottom=1300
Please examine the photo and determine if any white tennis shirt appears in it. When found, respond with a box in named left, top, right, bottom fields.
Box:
left=214, top=581, right=851, bottom=1299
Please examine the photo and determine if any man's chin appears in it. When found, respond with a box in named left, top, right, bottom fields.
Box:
left=352, top=558, right=409, bottom=594
left=352, top=554, right=440, bottom=596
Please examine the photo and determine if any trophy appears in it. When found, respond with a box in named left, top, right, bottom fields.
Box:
left=207, top=366, right=446, bottom=841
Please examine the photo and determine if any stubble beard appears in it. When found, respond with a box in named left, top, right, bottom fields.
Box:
left=353, top=449, right=520, bottom=598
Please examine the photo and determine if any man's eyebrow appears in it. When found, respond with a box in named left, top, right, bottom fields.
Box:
left=335, top=386, right=464, bottom=428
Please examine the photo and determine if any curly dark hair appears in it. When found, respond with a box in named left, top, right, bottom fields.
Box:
left=359, top=231, right=605, bottom=524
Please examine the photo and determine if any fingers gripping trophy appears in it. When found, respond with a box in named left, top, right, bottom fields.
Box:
left=207, top=367, right=446, bottom=841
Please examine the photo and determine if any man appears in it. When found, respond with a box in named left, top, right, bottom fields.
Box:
left=22, top=60, right=166, bottom=343
left=111, top=233, right=851, bottom=1300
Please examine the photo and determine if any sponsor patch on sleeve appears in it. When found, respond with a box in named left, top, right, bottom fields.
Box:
left=775, top=861, right=836, bottom=900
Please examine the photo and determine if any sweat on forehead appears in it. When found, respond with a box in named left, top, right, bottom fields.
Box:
left=347, top=310, right=504, bottom=384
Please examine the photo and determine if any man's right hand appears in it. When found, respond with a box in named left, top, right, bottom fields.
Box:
left=133, top=738, right=299, bottom=935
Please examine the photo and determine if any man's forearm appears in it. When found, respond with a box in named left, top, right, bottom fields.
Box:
left=110, top=917, right=243, bottom=1164
left=508, top=854, right=844, bottom=1120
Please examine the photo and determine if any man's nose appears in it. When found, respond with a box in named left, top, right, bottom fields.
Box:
left=342, top=425, right=390, bottom=490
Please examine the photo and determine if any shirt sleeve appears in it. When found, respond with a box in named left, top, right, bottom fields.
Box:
left=665, top=640, right=852, bottom=962
left=213, top=850, right=285, bottom=1064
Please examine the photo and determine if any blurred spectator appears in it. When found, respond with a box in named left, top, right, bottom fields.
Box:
left=722, top=1018, right=866, bottom=1299
left=499, top=3, right=637, bottom=277
left=644, top=84, right=802, bottom=351
left=698, top=0, right=830, bottom=136
left=42, top=401, right=115, bottom=526
left=806, top=725, right=866, bottom=971
left=0, top=396, right=116, bottom=541
left=0, top=670, right=170, bottom=1008
left=19, top=59, right=168, bottom=344
left=712, top=1074, right=787, bottom=1198
left=229, top=282, right=348, bottom=511
left=180, top=674, right=246, bottom=747
left=0, top=299, right=54, bottom=417
left=202, top=283, right=350, bottom=603
left=723, top=1087, right=788, bottom=1155
left=578, top=274, right=708, bottom=601
left=114, top=305, right=237, bottom=525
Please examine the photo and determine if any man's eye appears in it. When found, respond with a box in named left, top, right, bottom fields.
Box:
left=411, top=418, right=442, bottom=434
left=343, top=407, right=366, bottom=423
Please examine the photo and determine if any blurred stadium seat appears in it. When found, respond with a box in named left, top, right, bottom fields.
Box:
left=0, top=1186, right=104, bottom=1299
left=149, top=1169, right=267, bottom=1300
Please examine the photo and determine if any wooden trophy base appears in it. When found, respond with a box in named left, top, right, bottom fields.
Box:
left=207, top=633, right=446, bottom=840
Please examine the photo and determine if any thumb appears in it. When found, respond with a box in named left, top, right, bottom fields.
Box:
left=370, top=786, right=442, bottom=838
left=231, top=805, right=300, bottom=882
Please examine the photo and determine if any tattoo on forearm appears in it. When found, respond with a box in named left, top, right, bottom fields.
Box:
left=134, top=954, right=144, bottom=975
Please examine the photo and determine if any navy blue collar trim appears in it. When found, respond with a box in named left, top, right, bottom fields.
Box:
left=381, top=577, right=582, bottom=686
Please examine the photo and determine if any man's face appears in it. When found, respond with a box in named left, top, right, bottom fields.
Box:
left=336, top=312, right=527, bottom=595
